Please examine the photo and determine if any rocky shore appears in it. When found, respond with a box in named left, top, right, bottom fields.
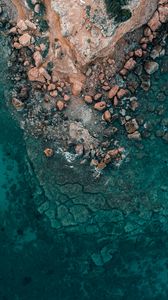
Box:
left=0, top=0, right=168, bottom=232
left=3, top=0, right=167, bottom=173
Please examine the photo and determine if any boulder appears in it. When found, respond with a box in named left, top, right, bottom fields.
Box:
left=108, top=85, right=119, bottom=99
left=94, top=101, right=107, bottom=111
left=144, top=61, right=159, bottom=74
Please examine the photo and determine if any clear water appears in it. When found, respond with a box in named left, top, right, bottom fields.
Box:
left=0, top=34, right=168, bottom=300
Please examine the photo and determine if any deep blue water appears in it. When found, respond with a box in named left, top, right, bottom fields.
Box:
left=0, top=34, right=168, bottom=300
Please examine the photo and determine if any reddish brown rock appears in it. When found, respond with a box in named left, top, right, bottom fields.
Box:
left=148, top=11, right=161, bottom=31
left=44, top=148, right=54, bottom=157
left=28, top=67, right=46, bottom=83
left=113, top=96, right=119, bottom=106
left=64, top=94, right=70, bottom=101
left=94, top=101, right=107, bottom=111
left=84, top=95, right=93, bottom=104
left=108, top=85, right=119, bottom=99
left=19, top=33, right=31, bottom=47
left=94, top=93, right=102, bottom=101
left=56, top=100, right=65, bottom=111
left=33, top=51, right=43, bottom=67
left=39, top=67, right=51, bottom=81
left=48, top=83, right=56, bottom=91
left=75, top=144, right=84, bottom=156
left=144, top=61, right=159, bottom=74
left=134, top=49, right=143, bottom=57
left=117, top=89, right=129, bottom=99
left=13, top=42, right=22, bottom=49
left=128, top=131, right=141, bottom=140
left=120, top=68, right=128, bottom=76
left=125, top=119, right=139, bottom=134
left=144, top=26, right=152, bottom=37
left=50, top=90, right=58, bottom=97
left=17, top=20, right=27, bottom=31
left=12, top=98, right=24, bottom=110
left=97, top=161, right=107, bottom=170
left=158, top=4, right=168, bottom=23
left=25, top=19, right=37, bottom=30
left=103, top=110, right=111, bottom=122
left=124, top=58, right=136, bottom=70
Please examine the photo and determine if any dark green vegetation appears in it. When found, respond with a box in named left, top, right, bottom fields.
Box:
left=104, top=0, right=132, bottom=22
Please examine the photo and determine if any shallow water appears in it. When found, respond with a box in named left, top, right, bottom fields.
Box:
left=0, top=33, right=168, bottom=300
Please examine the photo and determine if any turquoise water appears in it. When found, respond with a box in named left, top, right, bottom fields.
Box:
left=0, top=31, right=168, bottom=300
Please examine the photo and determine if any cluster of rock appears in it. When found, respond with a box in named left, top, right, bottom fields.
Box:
left=5, top=0, right=168, bottom=172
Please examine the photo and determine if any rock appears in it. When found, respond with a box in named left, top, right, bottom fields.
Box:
left=13, top=42, right=22, bottom=49
left=107, top=148, right=124, bottom=158
left=148, top=11, right=161, bottom=31
left=124, top=58, right=136, bottom=70
left=134, top=49, right=143, bottom=57
left=50, top=90, right=58, bottom=97
left=117, top=89, right=129, bottom=99
left=19, top=86, right=29, bottom=100
left=33, top=51, right=43, bottom=67
left=48, top=83, right=55, bottom=91
left=56, top=100, right=65, bottom=111
left=75, top=144, right=84, bottom=156
left=34, top=4, right=40, bottom=13
left=97, top=161, right=107, bottom=170
left=150, top=45, right=162, bottom=59
left=125, top=119, right=139, bottom=134
left=102, top=85, right=110, bottom=91
left=120, top=68, right=128, bottom=76
left=108, top=85, right=119, bottom=99
left=130, top=99, right=139, bottom=111
left=103, top=110, right=111, bottom=122
left=19, top=33, right=32, bottom=47
left=94, top=101, right=107, bottom=111
left=128, top=131, right=141, bottom=140
left=158, top=4, right=168, bottom=23
left=12, top=98, right=24, bottom=110
left=9, top=27, right=17, bottom=34
left=28, top=67, right=46, bottom=83
left=84, top=95, right=92, bottom=104
left=25, top=19, right=37, bottom=30
left=113, top=96, right=118, bottom=106
left=144, top=26, right=152, bottom=37
left=17, top=20, right=27, bottom=31
left=39, top=67, right=51, bottom=81
left=44, top=148, right=54, bottom=157
left=64, top=95, right=70, bottom=101
left=94, top=93, right=102, bottom=101
left=144, top=61, right=159, bottom=75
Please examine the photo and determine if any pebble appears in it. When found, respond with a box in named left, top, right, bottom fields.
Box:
left=103, top=110, right=111, bottom=122
left=56, top=100, right=65, bottom=111
left=44, top=148, right=54, bottom=157
left=94, top=93, right=102, bottom=101
left=19, top=33, right=31, bottom=47
left=108, top=85, right=119, bottom=99
left=94, top=101, right=107, bottom=111
left=144, top=61, right=159, bottom=75
left=84, top=95, right=93, bottom=104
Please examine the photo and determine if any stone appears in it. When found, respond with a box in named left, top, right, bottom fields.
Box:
left=56, top=100, right=64, bottom=111
left=39, top=67, right=51, bottom=81
left=120, top=68, right=128, bottom=76
left=128, top=131, right=141, bottom=140
left=125, top=119, right=139, bottom=134
left=144, top=61, right=159, bottom=75
left=124, top=58, right=136, bottom=70
left=25, top=19, right=37, bottom=30
left=84, top=95, right=92, bottom=104
left=108, top=85, right=119, bottom=99
left=134, top=49, right=143, bottom=57
left=103, top=110, right=111, bottom=122
left=148, top=11, right=161, bottom=31
left=158, top=4, right=168, bottom=23
left=113, top=96, right=118, bottom=106
left=94, top=101, right=107, bottom=111
left=33, top=51, right=43, bottom=67
left=50, top=90, right=58, bottom=97
left=28, top=67, right=46, bottom=83
left=75, top=144, right=84, bottom=156
left=19, top=33, right=31, bottom=47
left=94, top=93, right=102, bottom=101
left=48, top=83, right=55, bottom=91
left=150, top=45, right=162, bottom=59
left=144, top=26, right=152, bottom=37
left=12, top=98, right=24, bottom=110
left=17, top=20, right=27, bottom=31
left=64, top=95, right=70, bottom=101
left=34, top=4, right=40, bottom=13
left=117, top=89, right=129, bottom=99
left=13, top=42, right=22, bottom=49
left=44, top=148, right=54, bottom=157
